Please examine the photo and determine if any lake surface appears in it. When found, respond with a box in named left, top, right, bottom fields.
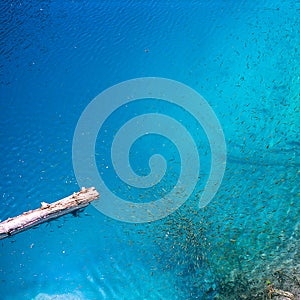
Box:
left=0, top=1, right=299, bottom=299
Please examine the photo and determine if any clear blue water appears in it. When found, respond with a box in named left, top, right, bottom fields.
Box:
left=0, top=1, right=299, bottom=299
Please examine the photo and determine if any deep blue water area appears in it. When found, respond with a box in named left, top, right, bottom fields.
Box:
left=0, top=1, right=299, bottom=299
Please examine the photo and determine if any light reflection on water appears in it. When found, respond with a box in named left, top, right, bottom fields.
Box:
left=0, top=0, right=299, bottom=299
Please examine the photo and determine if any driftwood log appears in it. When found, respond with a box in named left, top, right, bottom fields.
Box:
left=0, top=187, right=99, bottom=240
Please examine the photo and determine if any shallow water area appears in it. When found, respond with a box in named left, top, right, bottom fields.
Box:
left=0, top=1, right=299, bottom=299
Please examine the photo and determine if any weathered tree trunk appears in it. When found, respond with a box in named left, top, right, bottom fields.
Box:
left=0, top=187, right=99, bottom=240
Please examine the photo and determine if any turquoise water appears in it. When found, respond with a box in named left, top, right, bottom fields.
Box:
left=0, top=1, right=299, bottom=299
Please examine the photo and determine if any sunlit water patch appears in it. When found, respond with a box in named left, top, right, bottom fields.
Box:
left=0, top=0, right=299, bottom=299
